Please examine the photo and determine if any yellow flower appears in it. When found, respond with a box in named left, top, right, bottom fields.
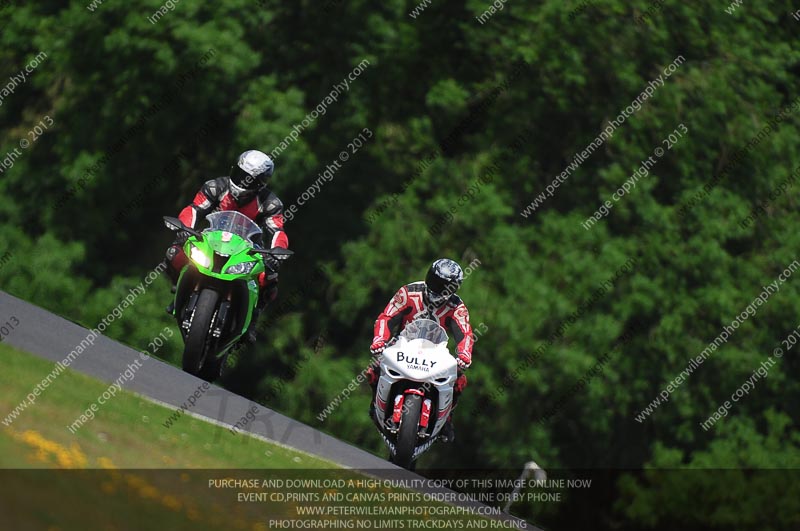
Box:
left=7, top=429, right=87, bottom=469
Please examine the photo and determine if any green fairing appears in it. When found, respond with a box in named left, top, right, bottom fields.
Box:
left=176, top=230, right=264, bottom=342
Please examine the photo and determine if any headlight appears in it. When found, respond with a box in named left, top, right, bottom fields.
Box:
left=190, top=245, right=211, bottom=268
left=226, top=261, right=257, bottom=275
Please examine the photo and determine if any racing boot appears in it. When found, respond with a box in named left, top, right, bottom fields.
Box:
left=163, top=249, right=182, bottom=315
left=244, top=306, right=262, bottom=344
left=165, top=285, right=177, bottom=315
left=366, top=361, right=380, bottom=420
left=440, top=414, right=455, bottom=443
left=244, top=283, right=275, bottom=344
left=441, top=385, right=462, bottom=443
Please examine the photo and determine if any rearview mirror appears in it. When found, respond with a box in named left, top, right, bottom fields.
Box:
left=163, top=216, right=183, bottom=231
left=250, top=248, right=294, bottom=259
left=269, top=248, right=295, bottom=259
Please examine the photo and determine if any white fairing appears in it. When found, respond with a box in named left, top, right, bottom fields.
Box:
left=374, top=319, right=457, bottom=459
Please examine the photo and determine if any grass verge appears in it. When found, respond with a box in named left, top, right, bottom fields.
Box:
left=0, top=343, right=502, bottom=530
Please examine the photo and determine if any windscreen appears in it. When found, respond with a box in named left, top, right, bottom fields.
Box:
left=399, top=319, right=448, bottom=345
left=204, top=211, right=262, bottom=242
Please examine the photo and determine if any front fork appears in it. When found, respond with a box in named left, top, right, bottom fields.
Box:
left=180, top=291, right=199, bottom=335
left=387, top=389, right=432, bottom=439
left=175, top=268, right=253, bottom=342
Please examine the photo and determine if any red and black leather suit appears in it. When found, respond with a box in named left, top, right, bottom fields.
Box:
left=165, top=176, right=289, bottom=301
left=370, top=281, right=473, bottom=395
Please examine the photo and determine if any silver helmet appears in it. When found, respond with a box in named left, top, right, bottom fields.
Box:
left=229, top=150, right=274, bottom=201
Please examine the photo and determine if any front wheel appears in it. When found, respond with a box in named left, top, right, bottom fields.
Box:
left=197, top=352, right=227, bottom=383
left=393, top=393, right=422, bottom=470
left=183, top=289, right=219, bottom=375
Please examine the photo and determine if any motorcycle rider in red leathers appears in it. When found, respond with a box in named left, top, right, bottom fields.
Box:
left=367, top=258, right=473, bottom=442
left=165, top=149, right=288, bottom=343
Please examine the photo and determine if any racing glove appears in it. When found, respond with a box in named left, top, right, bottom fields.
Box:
left=456, top=351, right=471, bottom=371
left=370, top=338, right=386, bottom=356
left=263, top=254, right=281, bottom=273
left=175, top=230, right=191, bottom=245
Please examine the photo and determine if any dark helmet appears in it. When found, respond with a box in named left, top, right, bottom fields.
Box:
left=424, top=258, right=464, bottom=307
left=229, top=149, right=274, bottom=202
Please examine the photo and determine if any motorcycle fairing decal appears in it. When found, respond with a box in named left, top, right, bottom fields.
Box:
left=382, top=431, right=438, bottom=460
left=380, top=432, right=396, bottom=455
left=376, top=394, right=386, bottom=411
left=395, top=351, right=438, bottom=372
left=412, top=436, right=439, bottom=460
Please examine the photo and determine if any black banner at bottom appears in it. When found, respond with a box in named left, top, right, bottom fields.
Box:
left=1, top=468, right=798, bottom=530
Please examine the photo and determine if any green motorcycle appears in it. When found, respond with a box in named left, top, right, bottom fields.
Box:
left=163, top=211, right=293, bottom=381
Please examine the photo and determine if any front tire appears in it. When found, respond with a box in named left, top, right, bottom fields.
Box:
left=394, top=393, right=422, bottom=470
left=183, top=289, right=219, bottom=375
left=197, top=352, right=227, bottom=383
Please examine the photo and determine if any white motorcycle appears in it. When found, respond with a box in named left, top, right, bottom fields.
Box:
left=372, top=319, right=458, bottom=470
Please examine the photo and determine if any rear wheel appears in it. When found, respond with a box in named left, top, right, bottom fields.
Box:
left=183, top=289, right=219, bottom=375
left=393, top=393, right=422, bottom=470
